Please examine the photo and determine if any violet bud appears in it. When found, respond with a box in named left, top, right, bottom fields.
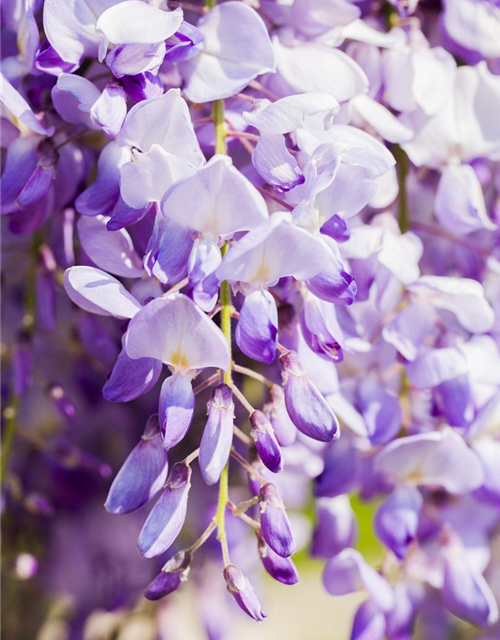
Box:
left=105, top=415, right=168, bottom=515
left=137, top=461, right=191, bottom=558
left=47, top=383, right=76, bottom=421
left=259, top=483, right=296, bottom=558
left=199, top=384, right=234, bottom=486
left=144, top=550, right=191, bottom=601
left=24, top=493, right=54, bottom=517
left=258, top=537, right=299, bottom=585
left=374, top=486, right=422, bottom=559
left=250, top=410, right=283, bottom=473
left=223, top=564, right=267, bottom=622
left=159, top=373, right=195, bottom=450
left=279, top=351, right=340, bottom=443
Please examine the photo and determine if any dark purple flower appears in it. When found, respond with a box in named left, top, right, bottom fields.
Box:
left=105, top=415, right=168, bottom=515
left=199, top=384, right=234, bottom=486
left=259, top=483, right=296, bottom=558
left=137, top=462, right=191, bottom=558
left=223, top=564, right=267, bottom=622
left=250, top=410, right=282, bottom=473
left=258, top=537, right=299, bottom=585
left=144, top=551, right=191, bottom=601
left=280, top=350, right=340, bottom=443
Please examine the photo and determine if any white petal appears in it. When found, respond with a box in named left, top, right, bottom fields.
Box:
left=161, top=155, right=268, bottom=236
left=64, top=266, right=142, bottom=318
left=243, top=92, right=339, bottom=134
left=180, top=2, right=276, bottom=103
left=120, top=145, right=196, bottom=209
left=97, top=2, right=183, bottom=45
left=217, top=212, right=331, bottom=286
left=125, top=294, right=230, bottom=372
left=117, top=89, right=204, bottom=166
left=77, top=215, right=144, bottom=278
left=351, top=95, right=413, bottom=143
left=273, top=38, right=368, bottom=103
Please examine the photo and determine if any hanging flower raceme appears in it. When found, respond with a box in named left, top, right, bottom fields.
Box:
left=3, top=0, right=500, bottom=637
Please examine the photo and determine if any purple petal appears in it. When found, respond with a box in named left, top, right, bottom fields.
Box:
left=137, top=462, right=191, bottom=558
left=351, top=600, right=386, bottom=640
left=374, top=486, right=422, bottom=559
left=258, top=538, right=299, bottom=585
left=159, top=374, right=195, bottom=450
left=442, top=543, right=499, bottom=627
left=236, top=289, right=278, bottom=364
left=121, top=72, right=164, bottom=102
left=144, top=551, right=191, bottom=601
left=323, top=548, right=394, bottom=613
left=188, top=239, right=221, bottom=312
left=90, top=82, right=127, bottom=138
left=312, top=496, right=356, bottom=559
left=259, top=483, right=296, bottom=558
left=250, top=410, right=282, bottom=473
left=103, top=345, right=162, bottom=403
left=105, top=416, right=168, bottom=515
left=251, top=132, right=305, bottom=192
left=144, top=216, right=193, bottom=285
left=75, top=142, right=126, bottom=217
left=224, top=564, right=267, bottom=622
left=280, top=350, right=340, bottom=443
left=199, top=384, right=234, bottom=486
left=263, top=385, right=297, bottom=447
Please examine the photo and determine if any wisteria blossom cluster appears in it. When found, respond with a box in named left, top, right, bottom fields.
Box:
left=2, top=0, right=500, bottom=638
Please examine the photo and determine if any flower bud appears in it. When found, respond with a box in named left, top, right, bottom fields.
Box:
left=259, top=483, right=296, bottom=558
left=258, top=537, right=298, bottom=585
left=223, top=564, right=267, bottom=622
left=137, top=462, right=191, bottom=558
left=199, top=384, right=234, bottom=486
left=144, top=551, right=191, bottom=601
left=250, top=410, right=282, bottom=473
left=279, top=351, right=340, bottom=443
left=47, top=384, right=76, bottom=421
left=105, top=415, right=168, bottom=515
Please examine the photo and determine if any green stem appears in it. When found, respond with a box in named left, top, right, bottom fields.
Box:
left=394, top=145, right=410, bottom=234
left=1, top=393, right=20, bottom=488
left=215, top=462, right=230, bottom=565
left=212, top=99, right=227, bottom=155
left=206, top=42, right=232, bottom=562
